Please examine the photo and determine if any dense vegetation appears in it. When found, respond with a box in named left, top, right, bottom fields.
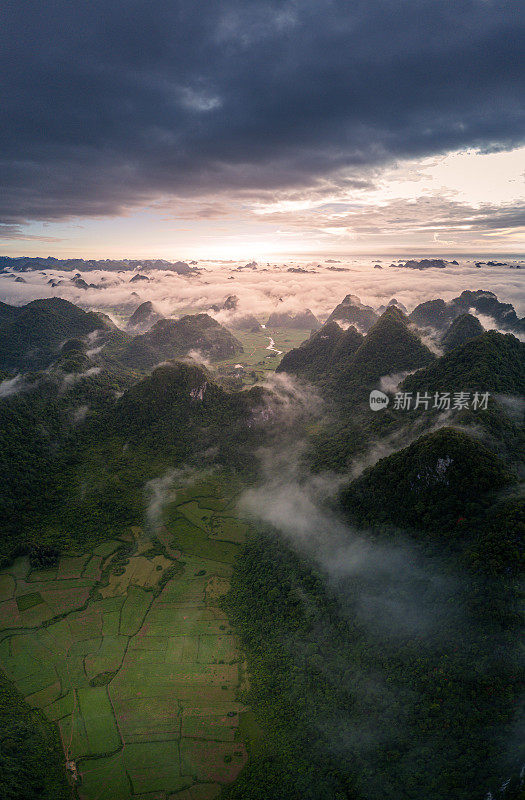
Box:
left=0, top=358, right=291, bottom=565
left=402, top=331, right=525, bottom=394
left=408, top=290, right=525, bottom=335
left=326, top=295, right=378, bottom=331
left=224, top=531, right=523, bottom=800
left=441, top=312, right=484, bottom=351
left=0, top=672, right=69, bottom=799
left=278, top=306, right=436, bottom=401
left=117, top=313, right=243, bottom=369
left=223, top=534, right=356, bottom=800
left=0, top=296, right=522, bottom=800
left=341, top=427, right=509, bottom=533
left=276, top=322, right=362, bottom=381
left=335, top=306, right=434, bottom=389
left=339, top=426, right=525, bottom=576
left=0, top=362, right=136, bottom=565
left=0, top=297, right=113, bottom=371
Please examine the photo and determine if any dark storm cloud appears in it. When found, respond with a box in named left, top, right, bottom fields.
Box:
left=1, top=0, right=524, bottom=225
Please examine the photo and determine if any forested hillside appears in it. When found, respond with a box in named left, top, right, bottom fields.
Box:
left=0, top=297, right=522, bottom=800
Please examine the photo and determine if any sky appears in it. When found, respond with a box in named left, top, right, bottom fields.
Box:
left=1, top=0, right=525, bottom=259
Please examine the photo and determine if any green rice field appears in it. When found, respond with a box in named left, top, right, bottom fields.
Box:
left=212, top=327, right=311, bottom=383
left=0, top=479, right=256, bottom=799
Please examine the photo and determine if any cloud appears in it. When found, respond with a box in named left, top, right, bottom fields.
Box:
left=495, top=394, right=525, bottom=423
left=1, top=0, right=524, bottom=225
left=239, top=440, right=461, bottom=640
left=408, top=323, right=444, bottom=355
left=144, top=467, right=204, bottom=531
left=260, top=371, right=323, bottom=414
left=86, top=344, right=105, bottom=358
left=0, top=261, right=522, bottom=328
left=72, top=404, right=90, bottom=424
left=0, top=374, right=28, bottom=398
left=254, top=194, right=525, bottom=249
left=185, top=349, right=211, bottom=367
left=60, top=366, right=101, bottom=389
left=0, top=225, right=62, bottom=242
left=379, top=370, right=415, bottom=394
left=347, top=410, right=454, bottom=479
left=236, top=430, right=521, bottom=797
left=470, top=310, right=525, bottom=341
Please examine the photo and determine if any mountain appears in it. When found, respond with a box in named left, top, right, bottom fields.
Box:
left=169, top=260, right=194, bottom=275
left=0, top=297, right=113, bottom=371
left=228, top=314, right=263, bottom=332
left=0, top=283, right=522, bottom=800
left=409, top=298, right=456, bottom=329
left=402, top=331, right=525, bottom=394
left=111, top=361, right=280, bottom=449
left=341, top=427, right=511, bottom=538
left=266, top=311, right=295, bottom=327
left=441, top=313, right=484, bottom=351
left=376, top=298, right=408, bottom=314
left=127, top=301, right=165, bottom=332
left=211, top=294, right=239, bottom=312
left=115, top=361, right=231, bottom=437
left=236, top=261, right=258, bottom=271
left=277, top=307, right=434, bottom=394
left=0, top=300, right=21, bottom=326
left=266, top=309, right=321, bottom=329
left=328, top=324, right=365, bottom=368
left=292, top=309, right=321, bottom=328
left=0, top=256, right=198, bottom=274
left=71, top=276, right=92, bottom=289
left=391, top=258, right=448, bottom=269
left=450, top=289, right=525, bottom=333
left=0, top=357, right=264, bottom=567
left=336, top=306, right=434, bottom=388
left=118, top=313, right=243, bottom=369
left=276, top=321, right=350, bottom=379
left=409, top=290, right=525, bottom=335
left=326, top=294, right=378, bottom=331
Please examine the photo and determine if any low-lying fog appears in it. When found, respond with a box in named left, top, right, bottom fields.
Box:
left=0, top=259, right=523, bottom=323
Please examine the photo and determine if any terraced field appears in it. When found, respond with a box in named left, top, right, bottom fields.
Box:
left=0, top=478, right=256, bottom=799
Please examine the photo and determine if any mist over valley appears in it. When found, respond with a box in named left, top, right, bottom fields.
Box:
left=1, top=1, right=524, bottom=797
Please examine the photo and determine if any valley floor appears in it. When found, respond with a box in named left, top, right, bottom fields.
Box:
left=0, top=479, right=254, bottom=800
